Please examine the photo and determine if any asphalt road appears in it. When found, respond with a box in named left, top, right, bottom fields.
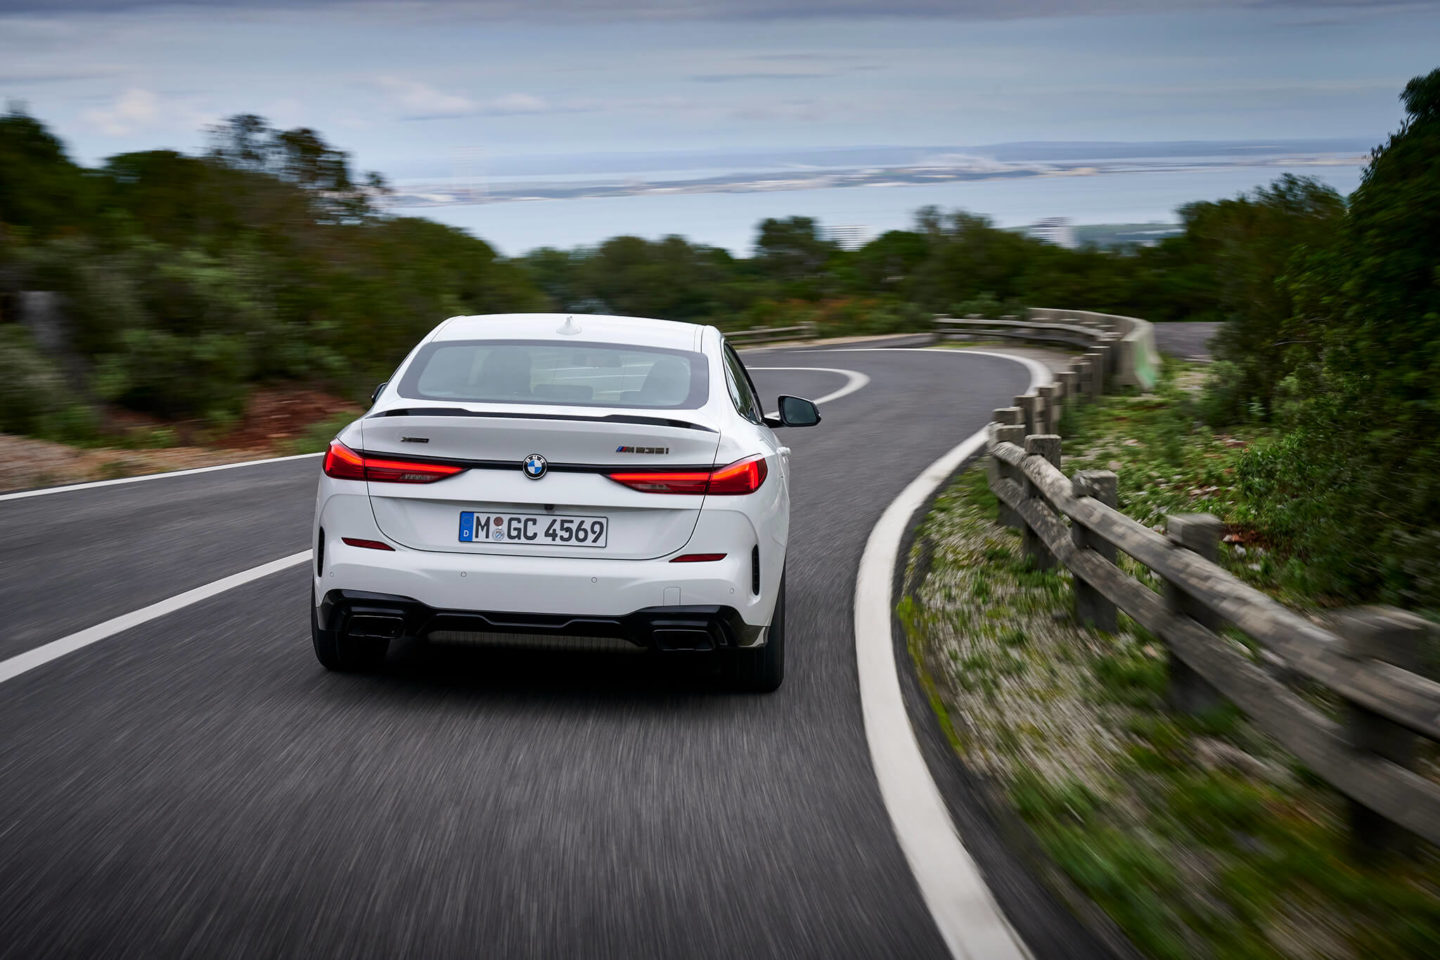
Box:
left=0, top=347, right=1031, bottom=960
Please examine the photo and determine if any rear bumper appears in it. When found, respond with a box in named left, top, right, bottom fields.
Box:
left=318, top=589, right=762, bottom=652
left=315, top=493, right=781, bottom=627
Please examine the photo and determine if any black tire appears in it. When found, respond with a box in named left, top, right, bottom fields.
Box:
left=311, top=586, right=388, bottom=672
left=733, top=571, right=785, bottom=692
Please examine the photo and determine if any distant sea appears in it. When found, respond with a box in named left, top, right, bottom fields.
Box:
left=413, top=162, right=1365, bottom=257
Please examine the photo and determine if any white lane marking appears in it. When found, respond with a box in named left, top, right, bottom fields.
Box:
left=854, top=349, right=1045, bottom=960
left=813, top=346, right=1056, bottom=388
left=0, top=552, right=312, bottom=686
left=749, top=366, right=871, bottom=419
left=0, top=452, right=324, bottom=503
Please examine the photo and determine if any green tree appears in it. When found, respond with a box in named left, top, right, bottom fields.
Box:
left=1235, top=67, right=1440, bottom=606
left=1190, top=175, right=1346, bottom=419
left=753, top=216, right=839, bottom=299
left=0, top=107, right=93, bottom=236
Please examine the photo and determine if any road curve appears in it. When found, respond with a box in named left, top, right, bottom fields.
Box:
left=0, top=348, right=1030, bottom=960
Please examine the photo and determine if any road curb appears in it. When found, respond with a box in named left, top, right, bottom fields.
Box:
left=889, top=460, right=1138, bottom=960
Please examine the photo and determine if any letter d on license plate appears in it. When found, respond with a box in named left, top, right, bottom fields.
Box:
left=459, top=510, right=608, bottom=548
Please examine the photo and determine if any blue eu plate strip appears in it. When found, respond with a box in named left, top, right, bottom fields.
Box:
left=458, top=511, right=474, bottom=542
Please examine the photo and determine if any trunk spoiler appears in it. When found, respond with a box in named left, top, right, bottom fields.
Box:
left=367, top=407, right=717, bottom=433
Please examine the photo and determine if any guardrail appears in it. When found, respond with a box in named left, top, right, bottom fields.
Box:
left=937, top=309, right=1160, bottom=390
left=983, top=353, right=1440, bottom=854
left=724, top=322, right=818, bottom=346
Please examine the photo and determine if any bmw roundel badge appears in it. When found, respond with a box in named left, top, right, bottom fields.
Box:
left=523, top=453, right=547, bottom=480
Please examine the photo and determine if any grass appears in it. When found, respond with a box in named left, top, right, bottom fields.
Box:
left=1056, top=358, right=1310, bottom=606
left=899, top=385, right=1440, bottom=959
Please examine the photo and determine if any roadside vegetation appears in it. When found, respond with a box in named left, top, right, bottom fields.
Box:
left=901, top=450, right=1440, bottom=960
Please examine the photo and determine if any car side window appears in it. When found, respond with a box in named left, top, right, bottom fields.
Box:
left=722, top=344, right=765, bottom=424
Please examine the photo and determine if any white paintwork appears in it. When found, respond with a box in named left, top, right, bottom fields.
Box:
left=852, top=347, right=1045, bottom=960
left=0, top=452, right=322, bottom=503
left=0, top=552, right=311, bottom=686
left=315, top=315, right=824, bottom=638
left=318, top=491, right=778, bottom=624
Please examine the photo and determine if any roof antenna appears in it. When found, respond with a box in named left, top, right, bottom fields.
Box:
left=557, top=314, right=581, bottom=336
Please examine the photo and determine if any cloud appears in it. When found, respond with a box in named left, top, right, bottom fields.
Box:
left=689, top=71, right=831, bottom=83
left=0, top=67, right=120, bottom=85
left=377, top=76, right=477, bottom=117
left=378, top=77, right=576, bottom=119
left=78, top=85, right=218, bottom=136
left=81, top=86, right=159, bottom=135
left=487, top=92, right=549, bottom=114
left=728, top=99, right=828, bottom=122
left=5, top=0, right=1439, bottom=21
left=746, top=52, right=873, bottom=62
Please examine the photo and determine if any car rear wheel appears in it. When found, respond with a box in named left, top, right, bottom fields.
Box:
left=732, top=571, right=784, bottom=692
left=311, top=586, right=389, bottom=672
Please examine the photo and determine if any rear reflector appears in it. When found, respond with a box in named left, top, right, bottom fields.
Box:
left=342, top=537, right=395, bottom=551
left=607, top=455, right=767, bottom=496
left=324, top=440, right=464, bottom=484
left=670, top=553, right=727, bottom=563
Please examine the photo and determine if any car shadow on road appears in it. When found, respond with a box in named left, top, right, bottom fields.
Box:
left=332, top=636, right=758, bottom=705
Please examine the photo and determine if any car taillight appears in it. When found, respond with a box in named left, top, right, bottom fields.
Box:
left=604, top=470, right=711, bottom=494
left=706, top=455, right=768, bottom=495
left=323, top=440, right=464, bottom=484
left=606, top=455, right=767, bottom=496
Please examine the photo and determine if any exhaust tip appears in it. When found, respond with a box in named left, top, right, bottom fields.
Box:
left=346, top=614, right=405, bottom=640
left=651, top=620, right=719, bottom=651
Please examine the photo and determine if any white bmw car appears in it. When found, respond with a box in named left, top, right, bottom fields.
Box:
left=310, top=313, right=819, bottom=690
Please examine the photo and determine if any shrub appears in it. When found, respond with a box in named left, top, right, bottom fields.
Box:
left=0, top=325, right=76, bottom=436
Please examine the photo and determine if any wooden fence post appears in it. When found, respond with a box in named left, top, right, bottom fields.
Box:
left=990, top=408, right=1024, bottom=529
left=1059, top=370, right=1079, bottom=410
left=991, top=406, right=1024, bottom=429
left=1071, top=470, right=1118, bottom=631
left=1164, top=513, right=1225, bottom=714
left=1333, top=606, right=1429, bottom=856
left=1022, top=435, right=1061, bottom=569
left=1038, top=383, right=1060, bottom=433
left=1085, top=351, right=1106, bottom=396
left=1017, top=394, right=1042, bottom=435
left=1073, top=359, right=1091, bottom=401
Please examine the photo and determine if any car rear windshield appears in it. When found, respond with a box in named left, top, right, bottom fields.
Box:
left=395, top=339, right=710, bottom=410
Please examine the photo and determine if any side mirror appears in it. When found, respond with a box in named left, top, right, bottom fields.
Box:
left=371, top=381, right=388, bottom=405
left=776, top=395, right=821, bottom=427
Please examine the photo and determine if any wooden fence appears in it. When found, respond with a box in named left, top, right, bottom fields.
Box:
left=937, top=313, right=1117, bottom=351
left=724, top=322, right=818, bottom=346
left=984, top=351, right=1440, bottom=854
left=937, top=309, right=1160, bottom=390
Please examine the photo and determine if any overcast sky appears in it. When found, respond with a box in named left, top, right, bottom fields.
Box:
left=1, top=1, right=1436, bottom=180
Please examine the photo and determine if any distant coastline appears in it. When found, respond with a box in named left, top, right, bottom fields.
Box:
left=404, top=145, right=1367, bottom=256
left=384, top=139, right=1369, bottom=211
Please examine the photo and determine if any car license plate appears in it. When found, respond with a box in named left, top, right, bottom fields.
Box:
left=459, top=511, right=608, bottom=548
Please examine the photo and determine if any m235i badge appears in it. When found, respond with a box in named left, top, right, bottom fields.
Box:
left=615, top=445, right=669, bottom=454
